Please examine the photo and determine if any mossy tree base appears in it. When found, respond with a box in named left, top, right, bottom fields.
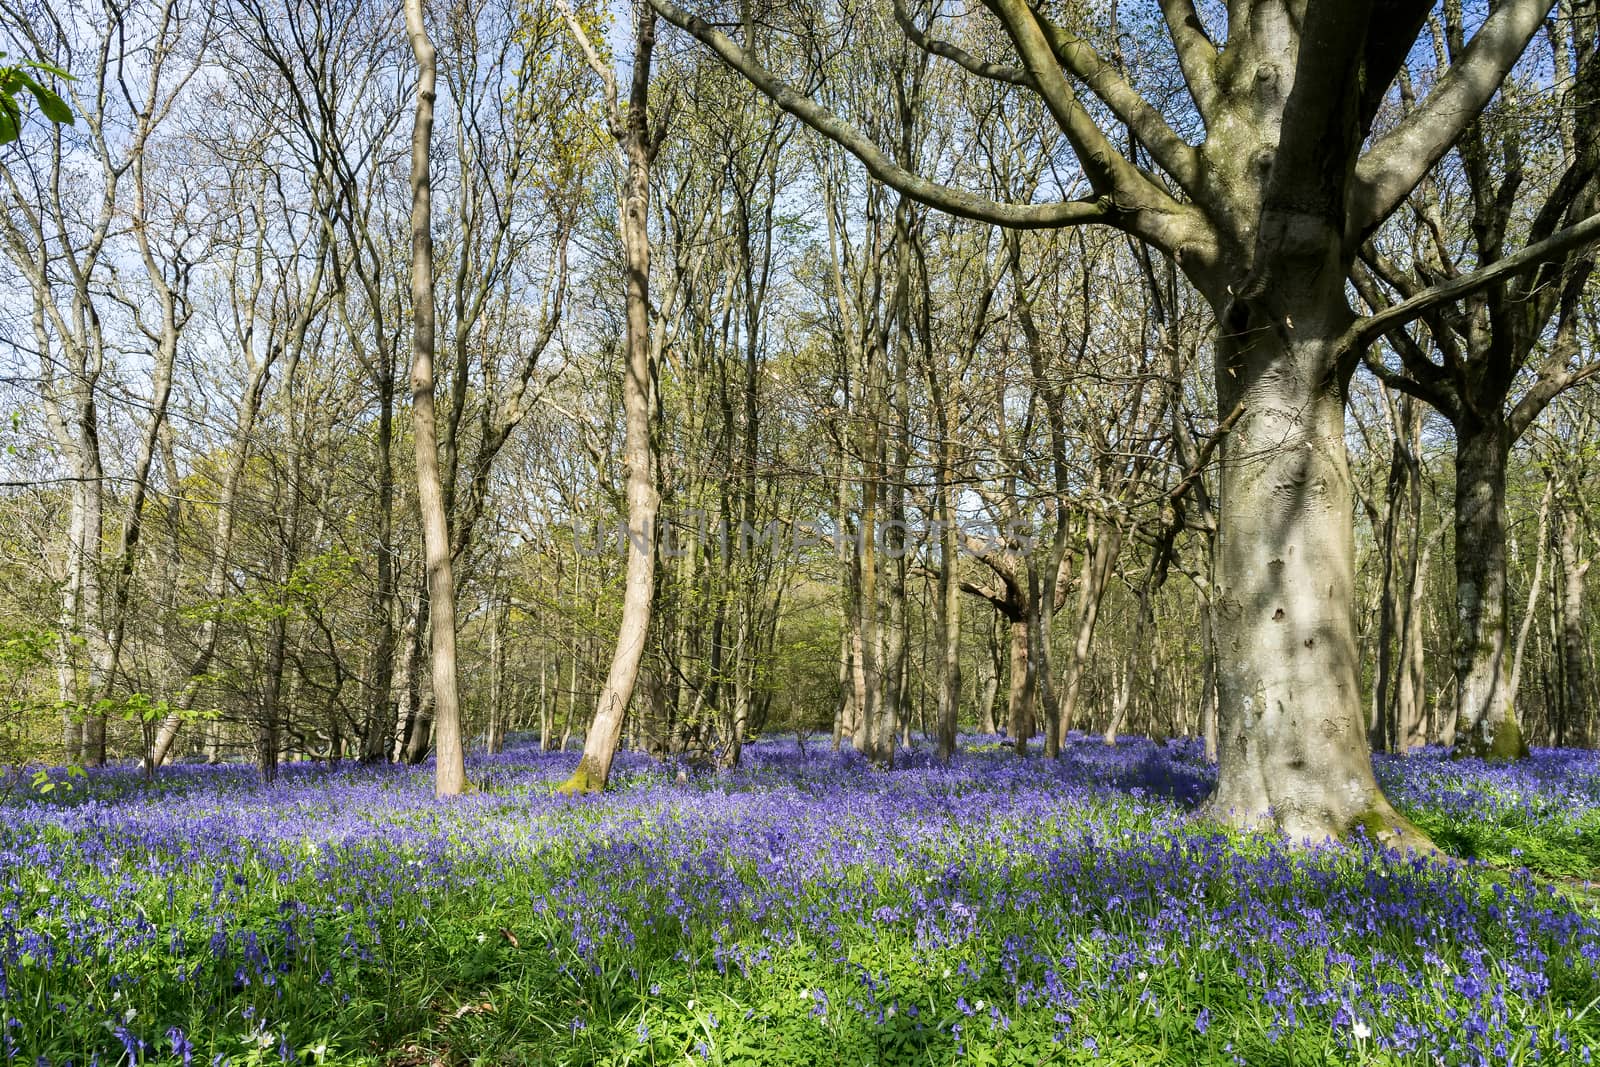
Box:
left=1453, top=714, right=1530, bottom=761
left=556, top=758, right=605, bottom=795
left=1351, top=804, right=1440, bottom=857
left=1201, top=800, right=1440, bottom=858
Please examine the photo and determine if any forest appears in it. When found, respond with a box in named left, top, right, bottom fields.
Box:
left=1, top=0, right=1600, bottom=1063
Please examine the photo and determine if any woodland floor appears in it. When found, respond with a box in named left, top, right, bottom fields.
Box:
left=3, top=735, right=1599, bottom=1065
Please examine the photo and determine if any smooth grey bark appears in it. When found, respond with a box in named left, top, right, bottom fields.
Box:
left=1451, top=420, right=1529, bottom=759
left=1556, top=487, right=1591, bottom=744
left=405, top=0, right=468, bottom=798
left=557, top=1, right=662, bottom=792
left=1205, top=286, right=1417, bottom=842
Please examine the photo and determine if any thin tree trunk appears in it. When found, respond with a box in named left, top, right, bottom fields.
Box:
left=1058, top=516, right=1122, bottom=735
left=1557, top=490, right=1591, bottom=746
left=405, top=0, right=467, bottom=797
left=1508, top=478, right=1554, bottom=715
left=1006, top=618, right=1034, bottom=755
left=557, top=3, right=661, bottom=792
left=831, top=627, right=851, bottom=751
left=1397, top=530, right=1440, bottom=754
left=976, top=620, right=1000, bottom=736
left=934, top=478, right=961, bottom=762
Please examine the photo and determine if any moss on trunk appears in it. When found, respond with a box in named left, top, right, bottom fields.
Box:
left=1454, top=713, right=1531, bottom=761
left=556, top=757, right=604, bottom=795
left=1351, top=804, right=1439, bottom=856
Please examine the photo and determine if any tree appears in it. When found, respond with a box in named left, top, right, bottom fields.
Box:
left=555, top=0, right=665, bottom=793
left=650, top=0, right=1595, bottom=843
left=1356, top=2, right=1600, bottom=758
left=404, top=0, right=468, bottom=797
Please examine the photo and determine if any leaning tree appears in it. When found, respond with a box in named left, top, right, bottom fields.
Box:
left=650, top=0, right=1600, bottom=844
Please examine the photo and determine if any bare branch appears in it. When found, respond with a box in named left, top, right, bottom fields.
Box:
left=893, top=0, right=1030, bottom=88
left=1156, top=0, right=1217, bottom=119
left=1341, top=210, right=1600, bottom=357
left=1352, top=0, right=1554, bottom=235
left=1163, top=400, right=1244, bottom=508
left=648, top=0, right=1114, bottom=229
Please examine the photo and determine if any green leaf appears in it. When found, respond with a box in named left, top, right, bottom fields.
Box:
left=21, top=59, right=74, bottom=82
left=26, top=83, right=72, bottom=125
left=0, top=98, right=19, bottom=145
left=12, top=72, right=71, bottom=125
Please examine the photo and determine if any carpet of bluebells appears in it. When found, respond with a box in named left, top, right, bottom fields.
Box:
left=2, top=735, right=1599, bottom=1066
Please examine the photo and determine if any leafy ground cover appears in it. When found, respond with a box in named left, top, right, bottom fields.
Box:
left=2, top=736, right=1598, bottom=1065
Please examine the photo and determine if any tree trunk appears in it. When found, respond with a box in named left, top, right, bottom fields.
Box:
left=934, top=481, right=961, bottom=762
left=1030, top=560, right=1061, bottom=759
left=1452, top=420, right=1528, bottom=759
left=831, top=627, right=851, bottom=751
left=1199, top=587, right=1218, bottom=762
left=405, top=0, right=468, bottom=797
left=558, top=4, right=660, bottom=793
left=395, top=589, right=427, bottom=762
left=1557, top=494, right=1590, bottom=746
left=1508, top=479, right=1552, bottom=723
left=976, top=620, right=1000, bottom=735
left=1006, top=618, right=1034, bottom=755
left=1206, top=289, right=1427, bottom=849
left=361, top=335, right=399, bottom=763
left=1396, top=532, right=1438, bottom=754
left=1058, top=516, right=1121, bottom=735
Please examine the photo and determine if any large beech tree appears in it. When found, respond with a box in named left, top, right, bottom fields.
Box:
left=651, top=0, right=1599, bottom=843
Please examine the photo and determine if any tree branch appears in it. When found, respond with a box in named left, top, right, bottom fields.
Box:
left=1508, top=358, right=1600, bottom=439
left=1164, top=399, right=1244, bottom=508
left=983, top=0, right=1169, bottom=208
left=647, top=0, right=1114, bottom=229
left=1156, top=0, right=1217, bottom=120
left=1030, top=4, right=1203, bottom=196
left=893, top=0, right=1031, bottom=88
left=1340, top=210, right=1600, bottom=358
left=1352, top=0, right=1555, bottom=235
